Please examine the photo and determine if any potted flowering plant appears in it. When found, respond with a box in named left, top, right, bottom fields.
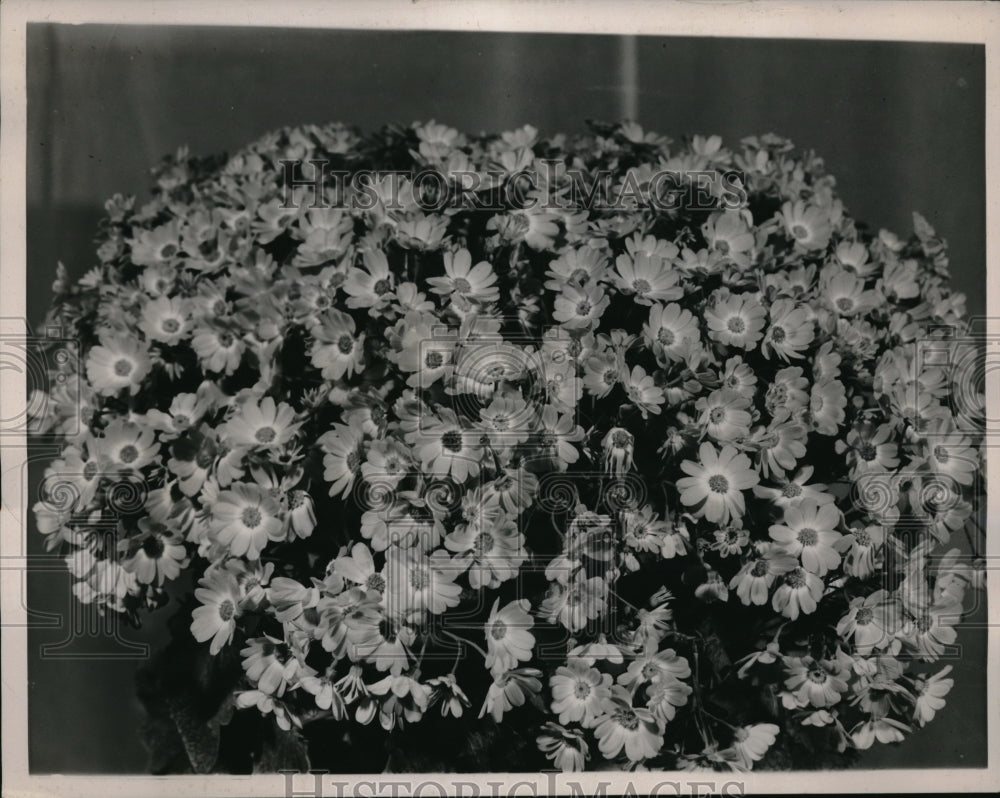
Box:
left=31, top=119, right=984, bottom=773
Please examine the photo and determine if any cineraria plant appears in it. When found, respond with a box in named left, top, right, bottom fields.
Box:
left=31, top=119, right=986, bottom=774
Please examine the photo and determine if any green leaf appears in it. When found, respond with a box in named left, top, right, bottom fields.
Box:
left=254, top=725, right=311, bottom=774
left=168, top=694, right=221, bottom=774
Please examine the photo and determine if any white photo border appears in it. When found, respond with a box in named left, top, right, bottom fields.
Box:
left=1, top=1, right=998, bottom=795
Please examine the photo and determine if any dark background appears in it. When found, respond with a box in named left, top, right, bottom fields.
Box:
left=24, top=25, right=987, bottom=772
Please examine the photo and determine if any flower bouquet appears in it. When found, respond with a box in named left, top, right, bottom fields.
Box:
left=31, top=119, right=985, bottom=773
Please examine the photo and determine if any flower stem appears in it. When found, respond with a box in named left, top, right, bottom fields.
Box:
left=439, top=628, right=489, bottom=660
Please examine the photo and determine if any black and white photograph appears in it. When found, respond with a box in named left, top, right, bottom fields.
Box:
left=1, top=1, right=998, bottom=795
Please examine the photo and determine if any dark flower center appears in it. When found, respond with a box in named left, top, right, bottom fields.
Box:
left=785, top=569, right=806, bottom=589
left=337, top=335, right=355, bottom=355
left=612, top=707, right=640, bottom=731
left=162, top=318, right=181, bottom=334
left=770, top=325, right=786, bottom=343
left=726, top=316, right=746, bottom=334
left=797, top=527, right=818, bottom=547
left=114, top=359, right=133, bottom=377
left=241, top=507, right=263, bottom=528
left=442, top=430, right=464, bottom=453
left=119, top=445, right=139, bottom=464
left=708, top=474, right=730, bottom=494
left=255, top=426, right=277, bottom=444
left=142, top=535, right=165, bottom=558
left=379, top=618, right=398, bottom=642
left=409, top=567, right=428, bottom=590
left=218, top=600, right=235, bottom=621
left=474, top=532, right=495, bottom=557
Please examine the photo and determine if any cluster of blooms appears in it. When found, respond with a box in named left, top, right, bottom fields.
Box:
left=31, top=119, right=985, bottom=771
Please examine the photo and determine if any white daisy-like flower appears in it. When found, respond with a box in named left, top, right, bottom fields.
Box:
left=343, top=249, right=395, bottom=313
left=92, top=418, right=160, bottom=473
left=624, top=365, right=665, bottom=418
left=553, top=283, right=611, bottom=329
left=677, top=442, right=759, bottom=525
left=823, top=267, right=876, bottom=317
left=592, top=685, right=664, bottom=762
left=612, top=252, right=683, bottom=305
left=121, top=518, right=189, bottom=586
left=643, top=302, right=700, bottom=363
left=769, top=499, right=843, bottom=576
left=210, top=482, right=284, bottom=559
left=139, top=295, right=190, bottom=345
left=427, top=248, right=500, bottom=304
left=696, top=388, right=752, bottom=442
left=221, top=396, right=301, bottom=449
left=191, top=324, right=245, bottom=374
left=537, top=722, right=590, bottom=772
left=333, top=542, right=386, bottom=597
left=85, top=333, right=152, bottom=396
left=544, top=246, right=608, bottom=291
left=384, top=545, right=462, bottom=621
left=190, top=568, right=242, bottom=654
left=705, top=293, right=767, bottom=351
left=549, top=660, right=612, bottom=727
left=729, top=722, right=780, bottom=769
left=410, top=408, right=481, bottom=483
left=912, top=665, right=954, bottom=726
left=310, top=308, right=366, bottom=380
left=484, top=597, right=536, bottom=677
left=445, top=513, right=526, bottom=589
left=780, top=200, right=832, bottom=251
left=702, top=210, right=755, bottom=264
left=761, top=298, right=814, bottom=361
left=319, top=421, right=366, bottom=498
left=645, top=675, right=693, bottom=725
left=478, top=667, right=544, bottom=722
left=540, top=573, right=607, bottom=633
